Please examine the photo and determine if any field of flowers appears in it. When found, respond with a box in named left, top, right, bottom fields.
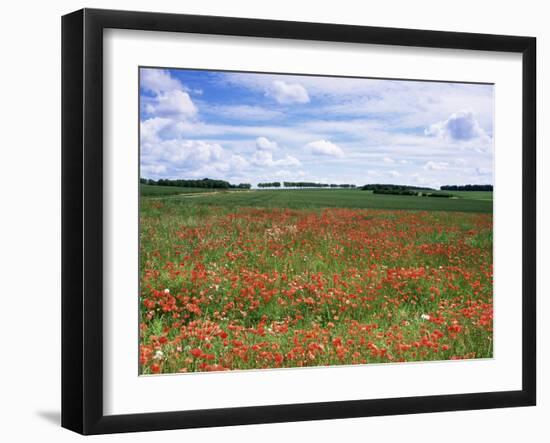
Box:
left=139, top=198, right=493, bottom=374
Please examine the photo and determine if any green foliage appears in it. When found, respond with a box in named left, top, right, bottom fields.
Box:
left=142, top=177, right=251, bottom=189
left=441, top=184, right=493, bottom=191
left=361, top=184, right=434, bottom=191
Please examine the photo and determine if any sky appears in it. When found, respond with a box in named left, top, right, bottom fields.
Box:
left=139, top=67, right=494, bottom=189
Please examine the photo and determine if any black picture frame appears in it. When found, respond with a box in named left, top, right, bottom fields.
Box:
left=62, top=8, right=536, bottom=435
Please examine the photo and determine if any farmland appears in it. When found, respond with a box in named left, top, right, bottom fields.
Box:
left=139, top=189, right=493, bottom=374
left=140, top=184, right=222, bottom=197
left=141, top=187, right=492, bottom=212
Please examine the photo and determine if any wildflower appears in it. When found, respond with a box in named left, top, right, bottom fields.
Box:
left=421, top=314, right=431, bottom=321
left=190, top=348, right=202, bottom=358
left=153, top=350, right=164, bottom=360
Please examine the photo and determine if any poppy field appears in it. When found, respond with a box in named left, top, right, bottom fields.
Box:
left=139, top=192, right=493, bottom=374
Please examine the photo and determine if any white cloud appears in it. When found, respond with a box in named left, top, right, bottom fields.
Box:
left=306, top=139, right=344, bottom=157
left=140, top=70, right=494, bottom=187
left=388, top=170, right=401, bottom=178
left=146, top=90, right=197, bottom=118
left=425, top=110, right=486, bottom=141
left=141, top=69, right=198, bottom=120
left=140, top=117, right=173, bottom=145
left=256, top=136, right=278, bottom=151
left=143, top=139, right=223, bottom=166
left=141, top=69, right=182, bottom=94
left=251, top=150, right=300, bottom=167
left=424, top=161, right=449, bottom=171
left=141, top=164, right=167, bottom=175
left=141, top=135, right=253, bottom=180
left=206, top=105, right=283, bottom=121
left=267, top=80, right=310, bottom=104
left=228, top=155, right=250, bottom=171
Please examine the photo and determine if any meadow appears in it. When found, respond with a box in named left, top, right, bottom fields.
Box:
left=141, top=186, right=492, bottom=212
left=139, top=189, right=493, bottom=373
left=140, top=184, right=222, bottom=196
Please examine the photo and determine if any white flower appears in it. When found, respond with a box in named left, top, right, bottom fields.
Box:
left=154, top=350, right=164, bottom=360
left=421, top=314, right=431, bottom=321
left=163, top=288, right=170, bottom=294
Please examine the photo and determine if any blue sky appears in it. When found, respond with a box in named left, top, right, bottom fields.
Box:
left=140, top=68, right=494, bottom=188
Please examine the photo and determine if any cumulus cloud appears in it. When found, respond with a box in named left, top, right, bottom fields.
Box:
left=140, top=135, right=253, bottom=180
left=306, top=139, right=344, bottom=157
left=139, top=69, right=494, bottom=187
left=267, top=80, right=310, bottom=104
left=141, top=69, right=183, bottom=94
left=251, top=150, right=300, bottom=167
left=141, top=69, right=198, bottom=119
left=256, top=136, right=278, bottom=151
left=425, top=110, right=486, bottom=141
left=146, top=90, right=198, bottom=118
left=140, top=117, right=173, bottom=145
left=143, top=139, right=223, bottom=166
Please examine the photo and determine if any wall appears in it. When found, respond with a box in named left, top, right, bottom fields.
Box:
left=0, top=0, right=546, bottom=441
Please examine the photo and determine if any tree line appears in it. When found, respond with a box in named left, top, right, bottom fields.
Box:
left=257, top=182, right=357, bottom=188
left=361, top=184, right=435, bottom=192
left=282, top=182, right=356, bottom=188
left=141, top=177, right=492, bottom=192
left=440, top=184, right=493, bottom=191
left=140, top=178, right=251, bottom=189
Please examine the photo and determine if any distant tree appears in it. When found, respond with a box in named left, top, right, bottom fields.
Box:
left=361, top=184, right=434, bottom=191
left=141, top=177, right=235, bottom=189
left=440, top=184, right=493, bottom=191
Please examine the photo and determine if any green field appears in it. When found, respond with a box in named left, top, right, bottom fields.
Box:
left=141, top=188, right=492, bottom=213
left=139, top=184, right=225, bottom=196
left=446, top=191, right=494, bottom=201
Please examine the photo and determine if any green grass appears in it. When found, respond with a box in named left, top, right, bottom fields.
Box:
left=139, top=201, right=493, bottom=373
left=139, top=184, right=226, bottom=196
left=447, top=191, right=494, bottom=200
left=142, top=188, right=492, bottom=213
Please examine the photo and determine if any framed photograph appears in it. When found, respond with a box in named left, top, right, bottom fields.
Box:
left=61, top=8, right=536, bottom=435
